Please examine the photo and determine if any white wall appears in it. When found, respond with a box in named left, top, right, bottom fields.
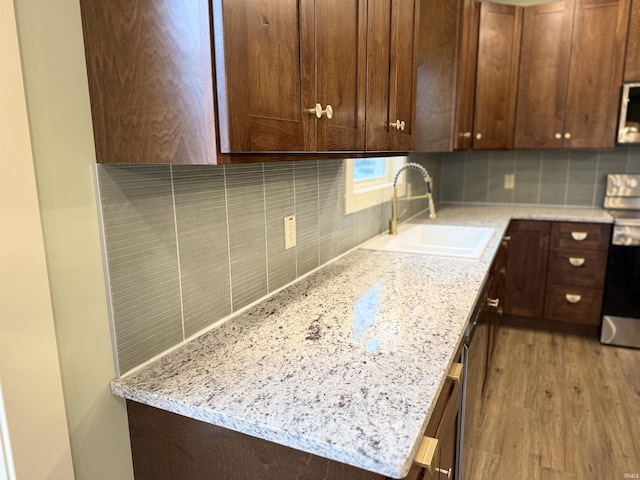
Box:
left=0, top=1, right=74, bottom=477
left=10, top=0, right=135, bottom=478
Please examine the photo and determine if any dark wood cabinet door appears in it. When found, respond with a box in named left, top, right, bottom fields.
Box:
left=562, top=0, right=630, bottom=149
left=80, top=0, right=218, bottom=164
left=454, top=0, right=481, bottom=151
left=316, top=0, right=367, bottom=151
left=127, top=401, right=386, bottom=480
left=472, top=3, right=522, bottom=150
left=624, top=0, right=640, bottom=81
left=215, top=0, right=314, bottom=153
left=414, top=0, right=462, bottom=152
left=217, top=0, right=368, bottom=153
left=504, top=220, right=551, bottom=318
left=366, top=0, right=419, bottom=152
left=514, top=1, right=575, bottom=149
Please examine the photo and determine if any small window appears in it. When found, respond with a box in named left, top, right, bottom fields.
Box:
left=345, top=156, right=407, bottom=214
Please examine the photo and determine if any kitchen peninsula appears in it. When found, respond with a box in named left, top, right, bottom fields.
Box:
left=112, top=205, right=612, bottom=479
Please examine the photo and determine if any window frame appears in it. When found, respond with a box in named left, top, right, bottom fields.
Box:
left=345, top=156, right=407, bottom=214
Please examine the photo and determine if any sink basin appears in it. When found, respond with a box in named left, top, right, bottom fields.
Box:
left=361, top=223, right=495, bottom=259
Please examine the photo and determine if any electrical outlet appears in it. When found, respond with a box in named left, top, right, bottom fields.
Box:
left=284, top=215, right=296, bottom=250
left=504, top=173, right=515, bottom=190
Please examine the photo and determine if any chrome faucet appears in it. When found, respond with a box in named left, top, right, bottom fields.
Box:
left=389, top=162, right=436, bottom=235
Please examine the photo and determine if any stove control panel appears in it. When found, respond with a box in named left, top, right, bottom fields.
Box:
left=604, top=174, right=640, bottom=212
left=606, top=173, right=640, bottom=197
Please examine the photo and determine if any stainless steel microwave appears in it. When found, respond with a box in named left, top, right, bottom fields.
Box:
left=618, top=83, right=640, bottom=144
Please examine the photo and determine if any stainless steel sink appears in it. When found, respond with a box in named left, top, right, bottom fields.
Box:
left=361, top=223, right=495, bottom=259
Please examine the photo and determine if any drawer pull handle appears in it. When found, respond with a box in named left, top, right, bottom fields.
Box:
left=415, top=437, right=438, bottom=472
left=565, top=294, right=582, bottom=304
left=447, top=362, right=464, bottom=385
left=568, top=257, right=585, bottom=267
left=413, top=437, right=453, bottom=478
left=487, top=298, right=500, bottom=308
left=571, top=232, right=588, bottom=241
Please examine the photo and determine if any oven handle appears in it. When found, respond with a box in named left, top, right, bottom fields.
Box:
left=613, top=227, right=640, bottom=246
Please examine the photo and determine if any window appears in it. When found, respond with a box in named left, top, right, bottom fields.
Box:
left=345, top=156, right=407, bottom=214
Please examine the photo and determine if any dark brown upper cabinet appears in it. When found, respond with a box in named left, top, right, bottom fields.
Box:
left=514, top=0, right=631, bottom=150
left=471, top=3, right=522, bottom=150
left=624, top=0, right=640, bottom=81
left=80, top=0, right=218, bottom=165
left=214, top=0, right=367, bottom=154
left=414, top=0, right=521, bottom=152
left=366, top=0, right=420, bottom=152
left=80, top=0, right=419, bottom=164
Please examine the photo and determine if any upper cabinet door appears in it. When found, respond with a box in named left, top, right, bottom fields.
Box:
left=214, top=0, right=315, bottom=153
left=514, top=1, right=575, bottom=150
left=315, top=0, right=367, bottom=151
left=414, top=0, right=521, bottom=152
left=515, top=0, right=630, bottom=149
left=215, top=0, right=366, bottom=153
left=472, top=3, right=522, bottom=150
left=366, top=0, right=419, bottom=152
left=80, top=0, right=218, bottom=164
left=624, top=0, right=640, bottom=81
left=454, top=0, right=480, bottom=151
left=563, top=0, right=631, bottom=148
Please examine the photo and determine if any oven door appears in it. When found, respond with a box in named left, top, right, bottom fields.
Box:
left=601, top=225, right=640, bottom=348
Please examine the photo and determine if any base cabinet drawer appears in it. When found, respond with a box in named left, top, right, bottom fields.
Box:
left=546, top=248, right=607, bottom=288
left=543, top=285, right=603, bottom=325
left=505, top=220, right=611, bottom=330
left=550, top=222, right=611, bottom=251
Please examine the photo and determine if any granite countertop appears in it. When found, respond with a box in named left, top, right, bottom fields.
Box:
left=110, top=204, right=613, bottom=478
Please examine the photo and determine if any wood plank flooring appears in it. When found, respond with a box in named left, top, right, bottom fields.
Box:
left=465, top=325, right=640, bottom=480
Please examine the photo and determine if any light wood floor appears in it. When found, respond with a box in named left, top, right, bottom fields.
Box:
left=466, top=325, right=640, bottom=480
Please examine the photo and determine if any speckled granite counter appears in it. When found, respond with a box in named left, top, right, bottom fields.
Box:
left=111, top=205, right=612, bottom=478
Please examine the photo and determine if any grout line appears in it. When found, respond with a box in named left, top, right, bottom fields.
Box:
left=510, top=154, right=515, bottom=204
left=317, top=160, right=320, bottom=267
left=293, top=162, right=298, bottom=278
left=262, top=163, right=270, bottom=292
left=536, top=153, right=543, bottom=204
left=223, top=165, right=234, bottom=313
left=169, top=165, right=186, bottom=341
left=592, top=152, right=600, bottom=207
left=486, top=154, right=492, bottom=204
left=563, top=152, right=571, bottom=206
left=462, top=151, right=468, bottom=203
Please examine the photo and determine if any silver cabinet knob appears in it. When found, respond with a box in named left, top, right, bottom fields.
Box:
left=554, top=133, right=562, bottom=140
left=459, top=132, right=472, bottom=138
left=564, top=132, right=571, bottom=139
left=390, top=120, right=405, bottom=131
left=475, top=133, right=482, bottom=140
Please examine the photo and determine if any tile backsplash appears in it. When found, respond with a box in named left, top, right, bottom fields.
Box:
left=440, top=147, right=640, bottom=207
left=97, top=155, right=438, bottom=374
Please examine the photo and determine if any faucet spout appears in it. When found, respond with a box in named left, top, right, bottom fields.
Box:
left=389, top=162, right=437, bottom=235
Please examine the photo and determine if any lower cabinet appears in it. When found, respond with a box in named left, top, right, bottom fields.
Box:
left=126, top=400, right=386, bottom=480
left=413, top=353, right=464, bottom=480
left=460, top=236, right=507, bottom=480
left=504, top=219, right=612, bottom=327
